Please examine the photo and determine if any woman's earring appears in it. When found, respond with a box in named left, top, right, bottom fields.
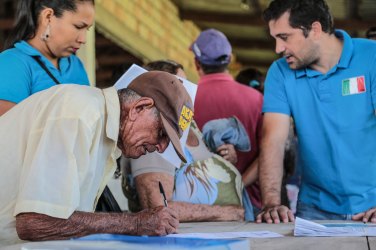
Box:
left=41, top=24, right=51, bottom=41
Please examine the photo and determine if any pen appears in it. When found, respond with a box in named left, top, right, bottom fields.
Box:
left=159, top=181, right=168, bottom=207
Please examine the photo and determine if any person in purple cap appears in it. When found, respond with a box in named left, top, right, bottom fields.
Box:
left=190, top=28, right=264, bottom=217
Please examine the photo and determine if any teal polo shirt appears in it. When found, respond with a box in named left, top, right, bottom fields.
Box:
left=0, top=41, right=89, bottom=103
left=263, top=30, right=376, bottom=214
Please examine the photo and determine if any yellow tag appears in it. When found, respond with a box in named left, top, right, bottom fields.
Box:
left=178, top=105, right=193, bottom=131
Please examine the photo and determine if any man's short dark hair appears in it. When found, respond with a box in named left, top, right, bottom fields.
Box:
left=144, top=60, right=184, bottom=75
left=263, top=0, right=334, bottom=37
left=198, top=61, right=228, bottom=74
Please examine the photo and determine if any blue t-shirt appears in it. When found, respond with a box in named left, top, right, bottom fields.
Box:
left=0, top=41, right=89, bottom=103
left=263, top=30, right=376, bottom=214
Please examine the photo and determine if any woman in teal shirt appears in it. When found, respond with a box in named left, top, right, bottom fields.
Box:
left=0, top=0, right=95, bottom=115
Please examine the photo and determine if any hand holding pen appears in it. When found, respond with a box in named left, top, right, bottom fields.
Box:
left=159, top=181, right=168, bottom=207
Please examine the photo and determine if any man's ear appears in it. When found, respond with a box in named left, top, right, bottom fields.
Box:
left=310, top=21, right=322, bottom=39
left=128, top=97, right=155, bottom=121
left=194, top=59, right=200, bottom=71
left=195, top=59, right=206, bottom=76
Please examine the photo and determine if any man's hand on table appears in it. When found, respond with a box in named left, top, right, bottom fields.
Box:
left=352, top=207, right=376, bottom=223
left=256, top=205, right=295, bottom=224
left=135, top=206, right=179, bottom=235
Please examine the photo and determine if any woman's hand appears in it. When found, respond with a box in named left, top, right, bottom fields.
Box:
left=216, top=144, right=237, bottom=165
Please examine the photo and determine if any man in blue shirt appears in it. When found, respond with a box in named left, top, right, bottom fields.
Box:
left=257, top=0, right=376, bottom=223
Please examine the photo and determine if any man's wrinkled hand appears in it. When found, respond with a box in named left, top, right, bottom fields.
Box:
left=256, top=205, right=294, bottom=224
left=352, top=207, right=376, bottom=223
left=135, top=206, right=179, bottom=236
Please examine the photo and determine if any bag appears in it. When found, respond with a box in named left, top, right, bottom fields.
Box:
left=95, top=186, right=122, bottom=212
left=95, top=159, right=122, bottom=212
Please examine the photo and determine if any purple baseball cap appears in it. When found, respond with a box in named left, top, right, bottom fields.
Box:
left=190, top=29, right=232, bottom=65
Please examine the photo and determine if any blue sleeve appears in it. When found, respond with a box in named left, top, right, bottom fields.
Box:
left=371, top=53, right=376, bottom=112
left=0, top=51, right=32, bottom=103
left=72, top=55, right=90, bottom=86
left=262, top=61, right=291, bottom=115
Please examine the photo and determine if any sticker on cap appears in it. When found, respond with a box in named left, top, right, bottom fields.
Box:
left=179, top=105, right=193, bottom=131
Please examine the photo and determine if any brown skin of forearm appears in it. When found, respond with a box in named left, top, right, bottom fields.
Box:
left=169, top=202, right=244, bottom=222
left=259, top=114, right=290, bottom=208
left=136, top=172, right=174, bottom=208
left=242, top=157, right=259, bottom=188
left=17, top=206, right=179, bottom=241
left=135, top=173, right=244, bottom=222
left=259, top=143, right=284, bottom=207
left=0, top=100, right=16, bottom=116
left=16, top=211, right=138, bottom=241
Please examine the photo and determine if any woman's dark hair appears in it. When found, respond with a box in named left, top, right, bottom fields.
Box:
left=366, top=27, right=376, bottom=39
left=144, top=60, right=184, bottom=75
left=4, top=0, right=94, bottom=50
left=263, top=0, right=334, bottom=37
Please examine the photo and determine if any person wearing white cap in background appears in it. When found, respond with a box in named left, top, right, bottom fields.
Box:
left=0, top=71, right=193, bottom=246
left=190, top=28, right=264, bottom=217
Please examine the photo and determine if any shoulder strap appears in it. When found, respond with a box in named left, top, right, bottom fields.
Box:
left=32, top=56, right=61, bottom=85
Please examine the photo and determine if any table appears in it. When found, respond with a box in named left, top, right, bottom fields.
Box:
left=178, top=221, right=372, bottom=250
left=3, top=221, right=374, bottom=250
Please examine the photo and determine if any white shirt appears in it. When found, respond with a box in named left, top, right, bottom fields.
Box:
left=0, top=85, right=121, bottom=246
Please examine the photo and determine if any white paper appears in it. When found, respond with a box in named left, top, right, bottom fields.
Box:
left=165, top=231, right=283, bottom=239
left=114, top=64, right=148, bottom=88
left=114, top=64, right=197, bottom=168
left=294, top=217, right=376, bottom=237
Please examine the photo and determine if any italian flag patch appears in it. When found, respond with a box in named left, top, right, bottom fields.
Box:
left=342, top=76, right=366, bottom=96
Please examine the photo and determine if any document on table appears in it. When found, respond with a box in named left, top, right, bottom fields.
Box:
left=166, top=231, right=283, bottom=239
left=294, top=217, right=376, bottom=237
left=11, top=234, right=250, bottom=250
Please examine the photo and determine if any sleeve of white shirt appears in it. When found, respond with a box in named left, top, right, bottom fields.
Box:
left=14, top=117, right=94, bottom=219
left=130, top=152, right=176, bottom=177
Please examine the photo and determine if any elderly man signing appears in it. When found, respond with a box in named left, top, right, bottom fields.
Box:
left=0, top=71, right=193, bottom=246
